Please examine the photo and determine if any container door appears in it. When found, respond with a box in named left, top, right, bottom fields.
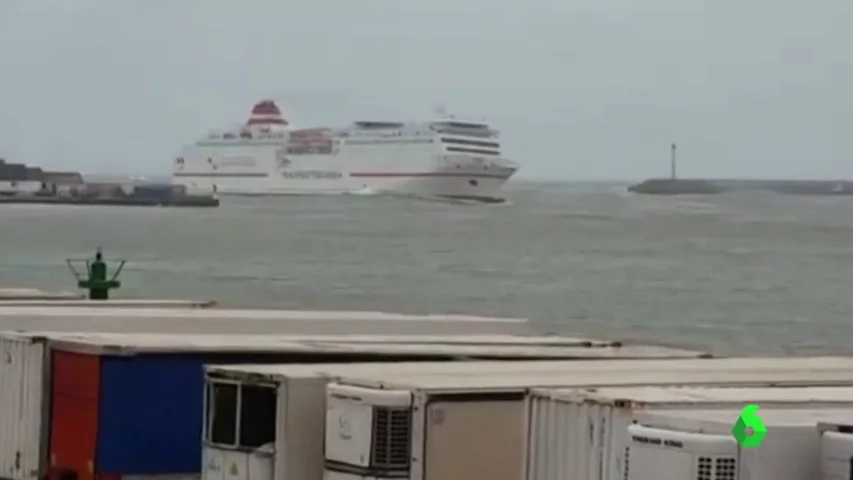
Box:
left=0, top=335, right=46, bottom=480
left=423, top=400, right=524, bottom=480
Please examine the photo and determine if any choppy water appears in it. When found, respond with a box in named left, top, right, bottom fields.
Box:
left=2, top=181, right=853, bottom=356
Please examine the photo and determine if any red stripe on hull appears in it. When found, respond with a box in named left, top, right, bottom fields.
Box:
left=173, top=173, right=269, bottom=177
left=350, top=172, right=511, bottom=179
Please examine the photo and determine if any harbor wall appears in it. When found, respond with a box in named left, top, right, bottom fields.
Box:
left=628, top=178, right=853, bottom=195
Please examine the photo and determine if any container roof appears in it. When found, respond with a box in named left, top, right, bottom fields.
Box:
left=0, top=306, right=533, bottom=336
left=331, top=360, right=853, bottom=392
left=636, top=408, right=853, bottom=427
left=532, top=385, right=853, bottom=405
left=215, top=355, right=853, bottom=379
left=0, top=331, right=703, bottom=358
left=0, top=288, right=82, bottom=301
left=0, top=306, right=523, bottom=322
left=208, top=356, right=724, bottom=381
left=206, top=361, right=512, bottom=380
left=0, top=299, right=216, bottom=308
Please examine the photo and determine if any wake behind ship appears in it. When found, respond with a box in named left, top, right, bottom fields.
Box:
left=171, top=100, right=519, bottom=202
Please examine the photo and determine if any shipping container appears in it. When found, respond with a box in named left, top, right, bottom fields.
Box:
left=321, top=366, right=853, bottom=480
left=523, top=385, right=853, bottom=480
left=818, top=422, right=853, bottom=480
left=0, top=331, right=708, bottom=480
left=0, top=306, right=541, bottom=336
left=627, top=408, right=853, bottom=480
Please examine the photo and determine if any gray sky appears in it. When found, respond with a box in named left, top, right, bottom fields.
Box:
left=0, top=0, right=850, bottom=181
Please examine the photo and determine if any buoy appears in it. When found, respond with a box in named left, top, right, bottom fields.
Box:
left=66, top=247, right=126, bottom=300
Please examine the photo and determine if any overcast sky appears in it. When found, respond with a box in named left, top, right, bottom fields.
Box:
left=0, top=0, right=850, bottom=180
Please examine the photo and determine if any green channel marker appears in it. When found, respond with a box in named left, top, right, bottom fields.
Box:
left=731, top=404, right=767, bottom=448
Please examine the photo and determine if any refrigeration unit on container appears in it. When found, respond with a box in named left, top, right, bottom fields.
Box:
left=524, top=385, right=853, bottom=480
left=2, top=331, right=651, bottom=480
left=625, top=408, right=853, bottom=480
left=319, top=366, right=853, bottom=480
left=818, top=422, right=853, bottom=480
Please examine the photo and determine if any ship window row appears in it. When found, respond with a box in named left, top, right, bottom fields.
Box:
left=432, top=128, right=496, bottom=138
left=440, top=137, right=499, bottom=148
left=197, top=140, right=289, bottom=147
left=445, top=146, right=500, bottom=156
left=205, top=381, right=277, bottom=449
left=343, top=138, right=434, bottom=145
left=287, top=145, right=334, bottom=155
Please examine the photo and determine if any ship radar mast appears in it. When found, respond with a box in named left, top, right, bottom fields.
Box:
left=434, top=105, right=454, bottom=119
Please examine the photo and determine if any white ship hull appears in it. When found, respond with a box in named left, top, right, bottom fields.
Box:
left=174, top=163, right=517, bottom=202
left=172, top=101, right=518, bottom=202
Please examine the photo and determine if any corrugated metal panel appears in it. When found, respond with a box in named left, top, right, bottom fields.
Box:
left=97, top=355, right=208, bottom=475
left=0, top=335, right=46, bottom=480
left=50, top=351, right=100, bottom=480
left=525, top=395, right=576, bottom=480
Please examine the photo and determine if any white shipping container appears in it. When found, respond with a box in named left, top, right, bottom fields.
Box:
left=0, top=330, right=710, bottom=480
left=0, top=334, right=48, bottom=480
left=524, top=385, right=853, bottom=480
left=322, top=368, right=853, bottom=480
left=626, top=408, right=853, bottom=480
left=819, top=422, right=853, bottom=480
left=0, top=306, right=539, bottom=336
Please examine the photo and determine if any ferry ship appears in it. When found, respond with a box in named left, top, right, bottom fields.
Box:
left=171, top=100, right=519, bottom=202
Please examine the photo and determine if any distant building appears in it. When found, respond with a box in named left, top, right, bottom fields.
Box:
left=0, top=158, right=83, bottom=184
